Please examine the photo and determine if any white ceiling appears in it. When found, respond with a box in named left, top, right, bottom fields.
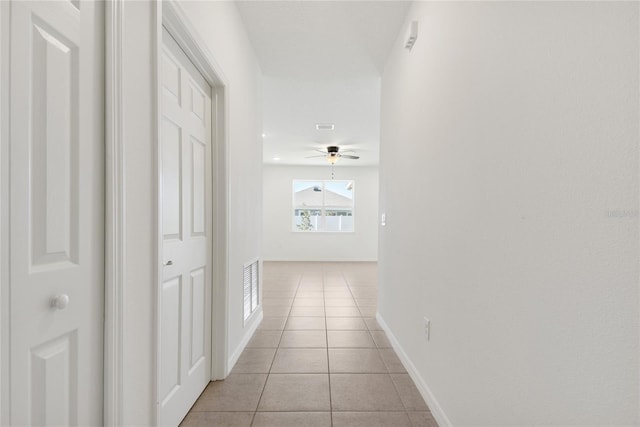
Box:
left=235, top=1, right=411, bottom=166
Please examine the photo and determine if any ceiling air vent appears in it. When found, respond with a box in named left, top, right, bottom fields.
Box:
left=315, top=123, right=335, bottom=131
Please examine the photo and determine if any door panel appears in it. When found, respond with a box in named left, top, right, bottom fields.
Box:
left=160, top=28, right=212, bottom=426
left=9, top=1, right=103, bottom=425
left=189, top=268, right=205, bottom=368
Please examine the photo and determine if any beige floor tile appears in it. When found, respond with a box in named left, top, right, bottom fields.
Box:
left=349, top=287, right=377, bottom=298
left=323, top=283, right=349, bottom=289
left=191, top=375, right=267, bottom=411
left=327, top=331, right=376, bottom=348
left=280, top=330, right=327, bottom=348
left=325, top=306, right=361, bottom=317
left=407, top=411, right=439, bottom=427
left=271, top=348, right=329, bottom=373
left=179, top=411, right=253, bottom=427
left=332, top=411, right=412, bottom=427
left=358, top=306, right=378, bottom=317
left=326, top=317, right=367, bottom=331
left=324, top=286, right=353, bottom=299
left=324, top=298, right=356, bottom=307
left=262, top=290, right=296, bottom=298
left=258, top=317, right=287, bottom=331
left=262, top=298, right=293, bottom=307
left=328, top=349, right=387, bottom=373
left=363, top=317, right=383, bottom=331
left=370, top=330, right=392, bottom=348
left=324, top=294, right=352, bottom=301
left=258, top=374, right=330, bottom=411
left=265, top=284, right=298, bottom=291
left=293, top=298, right=325, bottom=307
left=290, top=306, right=325, bottom=317
left=247, top=330, right=282, bottom=348
left=330, top=374, right=404, bottom=411
left=252, top=412, right=331, bottom=427
left=379, top=348, right=407, bottom=373
left=231, top=348, right=276, bottom=373
left=356, top=298, right=378, bottom=307
left=262, top=305, right=291, bottom=317
left=391, top=374, right=429, bottom=411
left=296, top=291, right=324, bottom=298
left=347, top=280, right=377, bottom=287
left=298, top=283, right=323, bottom=290
left=285, top=316, right=326, bottom=330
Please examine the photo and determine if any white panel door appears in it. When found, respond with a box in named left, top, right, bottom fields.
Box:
left=159, top=28, right=213, bottom=426
left=8, top=1, right=103, bottom=425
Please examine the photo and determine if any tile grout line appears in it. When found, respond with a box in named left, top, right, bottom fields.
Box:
left=341, top=270, right=378, bottom=348
left=323, top=265, right=334, bottom=427
left=249, top=272, right=303, bottom=427
left=342, top=271, right=415, bottom=425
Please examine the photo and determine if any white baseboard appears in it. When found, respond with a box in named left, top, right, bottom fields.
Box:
left=376, top=312, right=452, bottom=427
left=227, top=309, right=263, bottom=375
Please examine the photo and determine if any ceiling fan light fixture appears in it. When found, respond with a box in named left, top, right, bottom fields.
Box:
left=327, top=155, right=339, bottom=165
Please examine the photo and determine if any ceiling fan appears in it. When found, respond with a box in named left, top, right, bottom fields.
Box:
left=306, top=146, right=360, bottom=164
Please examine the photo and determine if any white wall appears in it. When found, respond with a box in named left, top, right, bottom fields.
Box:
left=120, top=2, right=262, bottom=424
left=263, top=165, right=378, bottom=261
left=379, top=2, right=639, bottom=426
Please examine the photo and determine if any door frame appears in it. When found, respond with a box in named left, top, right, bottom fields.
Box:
left=0, top=1, right=9, bottom=424
left=153, top=0, right=229, bottom=420
left=103, top=0, right=230, bottom=423
left=104, top=1, right=125, bottom=424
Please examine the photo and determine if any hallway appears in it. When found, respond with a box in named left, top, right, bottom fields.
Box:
left=180, top=262, right=437, bottom=427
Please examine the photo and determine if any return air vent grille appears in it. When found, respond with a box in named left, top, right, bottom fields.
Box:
left=243, top=259, right=260, bottom=323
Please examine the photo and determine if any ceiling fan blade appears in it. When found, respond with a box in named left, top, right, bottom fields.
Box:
left=305, top=155, right=327, bottom=158
left=339, top=154, right=360, bottom=159
left=314, top=148, right=328, bottom=154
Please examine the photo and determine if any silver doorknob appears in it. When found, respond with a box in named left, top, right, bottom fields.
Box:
left=51, top=294, right=69, bottom=310
left=164, top=260, right=173, bottom=266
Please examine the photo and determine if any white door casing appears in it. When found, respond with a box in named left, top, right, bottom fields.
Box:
left=8, top=1, right=104, bottom=425
left=159, top=27, right=213, bottom=426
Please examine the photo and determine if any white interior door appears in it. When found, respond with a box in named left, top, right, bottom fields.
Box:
left=159, top=28, right=213, bottom=426
left=8, top=1, right=104, bottom=425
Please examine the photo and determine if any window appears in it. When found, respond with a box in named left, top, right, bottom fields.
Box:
left=293, top=180, right=354, bottom=232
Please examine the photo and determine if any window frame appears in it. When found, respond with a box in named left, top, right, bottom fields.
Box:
left=291, top=179, right=355, bottom=233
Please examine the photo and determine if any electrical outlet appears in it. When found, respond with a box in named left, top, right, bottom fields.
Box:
left=424, top=317, right=430, bottom=341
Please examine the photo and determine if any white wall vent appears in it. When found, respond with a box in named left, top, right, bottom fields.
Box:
left=315, top=123, right=335, bottom=131
left=243, top=259, right=260, bottom=323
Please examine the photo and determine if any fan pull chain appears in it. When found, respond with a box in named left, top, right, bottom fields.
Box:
left=331, top=164, right=335, bottom=180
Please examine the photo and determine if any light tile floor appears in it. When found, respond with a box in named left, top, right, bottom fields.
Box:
left=181, top=262, right=438, bottom=427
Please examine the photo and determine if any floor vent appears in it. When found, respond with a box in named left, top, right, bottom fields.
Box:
left=243, top=259, right=260, bottom=323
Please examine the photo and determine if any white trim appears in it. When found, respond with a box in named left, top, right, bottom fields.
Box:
left=229, top=309, right=263, bottom=373
left=104, top=1, right=125, bottom=424
left=0, top=2, right=9, bottom=424
left=153, top=1, right=162, bottom=423
left=158, top=0, right=230, bottom=387
left=162, top=2, right=229, bottom=89
left=211, top=86, right=230, bottom=380
left=376, top=312, right=452, bottom=427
